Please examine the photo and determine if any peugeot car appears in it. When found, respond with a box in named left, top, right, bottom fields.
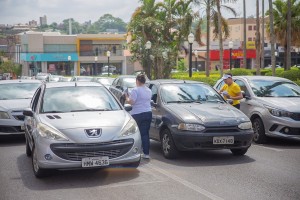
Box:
left=23, top=82, right=142, bottom=178
left=148, top=79, right=254, bottom=159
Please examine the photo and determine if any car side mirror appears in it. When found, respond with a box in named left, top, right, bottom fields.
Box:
left=23, top=108, right=34, bottom=117
left=124, top=104, right=132, bottom=112
left=241, top=90, right=251, bottom=100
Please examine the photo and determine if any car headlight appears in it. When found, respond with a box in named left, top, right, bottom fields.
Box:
left=0, top=111, right=10, bottom=119
left=265, top=106, right=293, bottom=118
left=238, top=122, right=252, bottom=130
left=120, top=119, right=139, bottom=137
left=177, top=123, right=205, bottom=132
left=37, top=123, right=69, bottom=141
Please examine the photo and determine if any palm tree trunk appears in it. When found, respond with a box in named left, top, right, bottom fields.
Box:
left=255, top=0, right=261, bottom=75
left=286, top=0, right=291, bottom=70
left=261, top=0, right=265, bottom=72
left=206, top=0, right=210, bottom=77
left=216, top=0, right=223, bottom=77
left=268, top=0, right=276, bottom=76
left=243, top=0, right=247, bottom=69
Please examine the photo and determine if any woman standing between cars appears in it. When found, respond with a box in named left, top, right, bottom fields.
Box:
left=219, top=73, right=243, bottom=109
left=125, top=74, right=152, bottom=159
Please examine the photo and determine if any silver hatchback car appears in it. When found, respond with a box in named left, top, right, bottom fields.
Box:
left=23, top=82, right=142, bottom=178
left=214, top=76, right=300, bottom=143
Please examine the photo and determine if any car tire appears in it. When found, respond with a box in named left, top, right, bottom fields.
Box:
left=25, top=137, right=31, bottom=157
left=252, top=117, right=267, bottom=144
left=32, top=145, right=48, bottom=178
left=230, top=148, right=248, bottom=156
left=161, top=129, right=178, bottom=159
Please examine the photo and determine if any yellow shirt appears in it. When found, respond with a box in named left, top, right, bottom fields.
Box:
left=221, top=82, right=241, bottom=105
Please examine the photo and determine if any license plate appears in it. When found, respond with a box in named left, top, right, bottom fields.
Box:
left=213, top=136, right=234, bottom=144
left=82, top=156, right=109, bottom=168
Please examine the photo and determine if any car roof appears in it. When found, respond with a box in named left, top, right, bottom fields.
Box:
left=44, top=81, right=104, bottom=88
left=0, top=79, right=42, bottom=84
left=149, top=79, right=204, bottom=85
left=234, top=75, right=294, bottom=82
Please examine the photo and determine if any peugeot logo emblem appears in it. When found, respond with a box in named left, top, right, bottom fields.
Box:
left=85, top=129, right=102, bottom=138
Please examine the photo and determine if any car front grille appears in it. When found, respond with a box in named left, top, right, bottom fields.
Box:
left=291, top=113, right=300, bottom=121
left=204, top=126, right=240, bottom=133
left=0, top=126, right=23, bottom=133
left=50, top=138, right=134, bottom=161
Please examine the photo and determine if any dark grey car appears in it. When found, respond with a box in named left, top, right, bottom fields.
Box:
left=148, top=79, right=254, bottom=159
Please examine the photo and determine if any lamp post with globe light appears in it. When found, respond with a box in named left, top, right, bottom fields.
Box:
left=145, top=41, right=151, bottom=79
left=188, top=33, right=195, bottom=77
left=107, top=51, right=111, bottom=77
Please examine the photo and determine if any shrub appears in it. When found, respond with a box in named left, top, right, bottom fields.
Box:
left=281, top=69, right=300, bottom=81
left=228, top=68, right=252, bottom=76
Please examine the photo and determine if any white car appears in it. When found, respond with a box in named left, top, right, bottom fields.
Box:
left=0, top=80, right=41, bottom=135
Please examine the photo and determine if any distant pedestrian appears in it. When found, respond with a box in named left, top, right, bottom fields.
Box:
left=219, top=73, right=243, bottom=109
left=125, top=74, right=152, bottom=159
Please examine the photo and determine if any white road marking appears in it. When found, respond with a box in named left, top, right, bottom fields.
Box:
left=147, top=163, right=224, bottom=200
left=254, top=144, right=284, bottom=152
left=99, top=180, right=166, bottom=189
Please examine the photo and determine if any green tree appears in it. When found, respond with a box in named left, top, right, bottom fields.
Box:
left=266, top=0, right=300, bottom=70
left=0, top=61, right=21, bottom=76
left=94, top=14, right=127, bottom=33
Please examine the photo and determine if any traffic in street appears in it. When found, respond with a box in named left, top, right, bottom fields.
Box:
left=0, top=135, right=299, bottom=200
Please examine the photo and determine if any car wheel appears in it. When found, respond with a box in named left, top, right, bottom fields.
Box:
left=25, top=137, right=31, bottom=157
left=252, top=117, right=267, bottom=144
left=161, top=129, right=178, bottom=159
left=32, top=145, right=47, bottom=178
left=230, top=148, right=248, bottom=156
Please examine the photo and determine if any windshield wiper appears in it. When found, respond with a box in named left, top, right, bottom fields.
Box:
left=206, top=99, right=225, bottom=103
left=70, top=108, right=111, bottom=112
left=284, top=95, right=300, bottom=97
left=166, top=100, right=200, bottom=103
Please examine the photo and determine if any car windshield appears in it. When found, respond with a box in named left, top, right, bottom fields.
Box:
left=123, top=78, right=136, bottom=88
left=250, top=80, right=300, bottom=97
left=160, top=83, right=224, bottom=103
left=41, top=86, right=121, bottom=113
left=0, top=83, right=40, bottom=100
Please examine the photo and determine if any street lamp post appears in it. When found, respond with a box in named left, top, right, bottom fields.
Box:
left=228, top=41, right=233, bottom=70
left=107, top=51, right=111, bottom=77
left=188, top=33, right=195, bottom=78
left=94, top=56, right=98, bottom=76
left=67, top=56, right=71, bottom=76
left=194, top=50, right=199, bottom=71
left=145, top=41, right=152, bottom=79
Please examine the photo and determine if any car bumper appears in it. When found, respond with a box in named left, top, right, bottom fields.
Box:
left=35, top=136, right=142, bottom=169
left=263, top=115, right=300, bottom=141
left=170, top=129, right=254, bottom=151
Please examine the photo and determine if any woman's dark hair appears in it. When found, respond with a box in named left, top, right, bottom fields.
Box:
left=136, top=74, right=146, bottom=84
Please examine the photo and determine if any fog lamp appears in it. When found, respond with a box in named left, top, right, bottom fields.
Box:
left=44, top=154, right=53, bottom=160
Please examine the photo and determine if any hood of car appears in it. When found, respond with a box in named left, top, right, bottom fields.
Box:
left=165, top=103, right=249, bottom=126
left=39, top=110, right=132, bottom=142
left=258, top=97, right=300, bottom=112
left=0, top=99, right=31, bottom=111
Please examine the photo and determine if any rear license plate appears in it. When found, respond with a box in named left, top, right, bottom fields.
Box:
left=82, top=156, right=109, bottom=168
left=213, top=136, right=234, bottom=144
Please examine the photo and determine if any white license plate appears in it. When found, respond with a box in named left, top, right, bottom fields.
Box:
left=82, top=156, right=109, bottom=168
left=213, top=136, right=234, bottom=144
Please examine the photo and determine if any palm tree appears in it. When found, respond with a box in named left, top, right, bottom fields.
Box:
left=287, top=0, right=292, bottom=70
left=266, top=0, right=300, bottom=71
left=261, top=0, right=265, bottom=72
left=268, top=0, right=276, bottom=76
left=255, top=0, right=261, bottom=75
left=243, top=0, right=247, bottom=69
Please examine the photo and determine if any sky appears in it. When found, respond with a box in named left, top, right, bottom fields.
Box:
left=0, top=0, right=270, bottom=25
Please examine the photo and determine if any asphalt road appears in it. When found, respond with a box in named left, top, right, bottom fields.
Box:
left=0, top=135, right=299, bottom=200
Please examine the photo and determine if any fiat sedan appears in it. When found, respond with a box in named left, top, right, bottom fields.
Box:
left=148, top=80, right=254, bottom=159
left=23, top=82, right=142, bottom=178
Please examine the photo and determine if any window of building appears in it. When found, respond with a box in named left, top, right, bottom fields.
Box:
left=254, top=26, right=256, bottom=30
left=248, top=26, right=252, bottom=31
left=248, top=37, right=252, bottom=41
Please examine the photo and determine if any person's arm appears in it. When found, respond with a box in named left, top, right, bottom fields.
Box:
left=125, top=89, right=136, bottom=105
left=228, top=85, right=243, bottom=100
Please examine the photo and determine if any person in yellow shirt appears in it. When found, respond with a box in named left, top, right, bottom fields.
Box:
left=219, top=73, right=243, bottom=109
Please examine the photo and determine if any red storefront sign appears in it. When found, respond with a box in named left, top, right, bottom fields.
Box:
left=210, top=49, right=256, bottom=60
